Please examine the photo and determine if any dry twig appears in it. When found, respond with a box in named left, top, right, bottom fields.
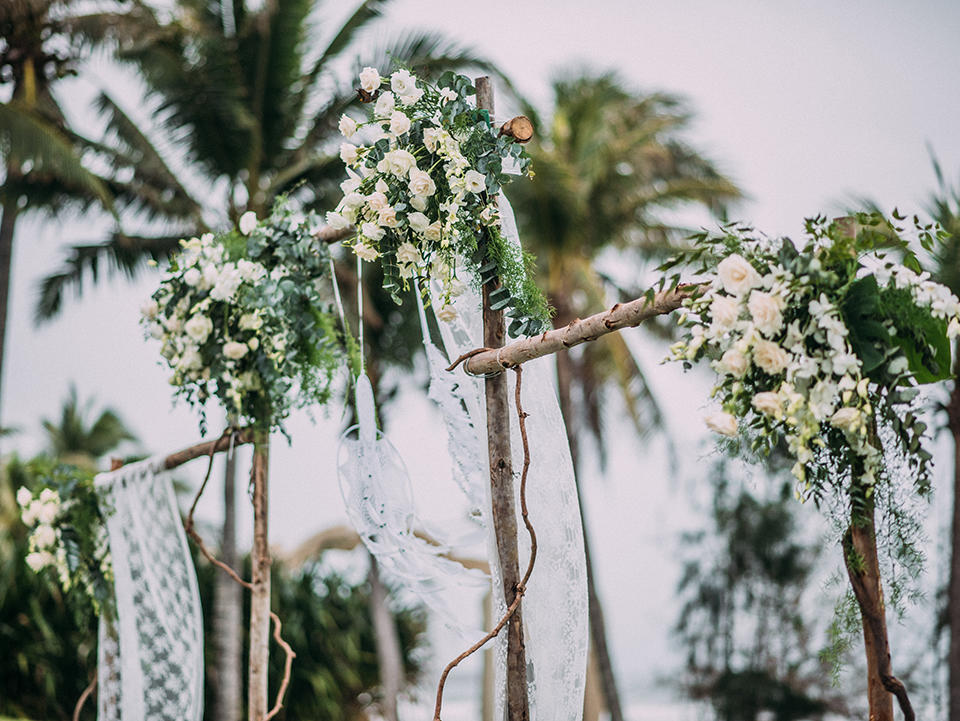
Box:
left=433, top=365, right=537, bottom=721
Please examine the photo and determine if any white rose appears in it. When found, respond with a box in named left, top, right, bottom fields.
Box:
left=375, top=178, right=389, bottom=194
left=447, top=278, right=467, bottom=297
left=396, top=242, right=421, bottom=265
left=389, top=110, right=411, bottom=136
left=338, top=114, right=357, bottom=138
left=423, top=127, right=441, bottom=153
left=239, top=211, right=257, bottom=235
left=359, top=66, right=381, bottom=93
left=424, top=221, right=443, bottom=242
left=399, top=87, right=424, bottom=105
left=753, top=339, right=790, bottom=375
left=366, top=192, right=389, bottom=211
left=410, top=195, right=427, bottom=211
left=25, top=551, right=53, bottom=572
left=340, top=175, right=361, bottom=194
left=140, top=299, right=159, bottom=319
left=202, top=263, right=219, bottom=288
left=751, top=392, right=781, bottom=416
left=436, top=305, right=458, bottom=322
left=439, top=87, right=457, bottom=103
left=248, top=337, right=260, bottom=351
left=326, top=211, right=350, bottom=230
left=390, top=69, right=416, bottom=95
left=39, top=489, right=59, bottom=504
left=407, top=212, right=430, bottom=233
left=408, top=168, right=437, bottom=197
left=830, top=406, right=861, bottom=431
left=718, top=348, right=748, bottom=377
left=210, top=266, right=242, bottom=301
left=374, top=91, right=395, bottom=118
left=239, top=313, right=263, bottom=331
left=16, top=487, right=32, bottom=508
left=464, top=169, right=487, bottom=194
left=223, top=341, right=248, bottom=360
left=378, top=206, right=399, bottom=228
left=705, top=411, right=738, bottom=437
left=354, top=242, right=379, bottom=262
left=183, top=268, right=202, bottom=287
left=164, top=315, right=183, bottom=333
left=180, top=347, right=203, bottom=371
left=709, top=295, right=739, bottom=329
left=380, top=149, right=416, bottom=177
left=36, top=501, right=58, bottom=525
left=339, top=142, right=358, bottom=165
left=361, top=222, right=384, bottom=241
left=184, top=315, right=214, bottom=343
left=33, top=523, right=56, bottom=549
left=342, top=192, right=365, bottom=210
left=748, top=290, right=784, bottom=336
left=237, top=259, right=264, bottom=281
left=717, top=254, right=761, bottom=296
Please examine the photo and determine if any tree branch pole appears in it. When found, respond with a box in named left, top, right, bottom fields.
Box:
left=447, top=286, right=693, bottom=376
left=248, top=432, right=271, bottom=721
left=476, top=75, right=529, bottom=721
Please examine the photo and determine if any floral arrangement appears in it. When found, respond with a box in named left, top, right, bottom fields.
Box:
left=142, top=202, right=347, bottom=432
left=665, top=213, right=959, bottom=505
left=328, top=67, right=550, bottom=337
left=17, top=462, right=113, bottom=615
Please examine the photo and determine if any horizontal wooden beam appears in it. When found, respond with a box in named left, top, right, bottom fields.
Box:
left=450, top=286, right=694, bottom=376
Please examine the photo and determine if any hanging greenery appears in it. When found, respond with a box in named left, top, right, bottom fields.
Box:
left=16, top=460, right=113, bottom=617
left=141, top=201, right=347, bottom=433
left=328, top=68, right=551, bottom=337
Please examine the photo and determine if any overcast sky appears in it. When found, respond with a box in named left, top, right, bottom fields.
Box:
left=5, top=1, right=960, bottom=717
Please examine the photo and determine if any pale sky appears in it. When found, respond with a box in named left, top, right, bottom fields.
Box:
left=5, top=1, right=960, bottom=717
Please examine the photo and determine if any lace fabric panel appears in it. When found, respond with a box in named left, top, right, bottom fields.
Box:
left=337, top=374, right=488, bottom=635
left=430, top=191, right=589, bottom=721
left=95, top=459, right=204, bottom=721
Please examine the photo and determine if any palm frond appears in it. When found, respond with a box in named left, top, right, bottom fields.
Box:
left=0, top=101, right=112, bottom=209
left=307, top=0, right=390, bottom=76
left=35, top=232, right=183, bottom=321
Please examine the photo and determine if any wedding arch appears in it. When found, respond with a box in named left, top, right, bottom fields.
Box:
left=18, top=71, right=959, bottom=721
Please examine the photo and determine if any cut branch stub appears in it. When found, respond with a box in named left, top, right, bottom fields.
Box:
left=499, top=115, right=534, bottom=143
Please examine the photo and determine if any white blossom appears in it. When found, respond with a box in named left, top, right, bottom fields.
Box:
left=396, top=242, right=421, bottom=265
left=16, top=487, right=32, bottom=508
left=33, top=523, right=57, bottom=549
left=223, top=341, right=248, bottom=360
left=747, top=290, right=784, bottom=336
left=183, top=268, right=202, bottom=287
left=753, top=339, right=790, bottom=375
left=361, top=222, right=384, bottom=242
left=389, top=110, right=411, bottom=136
left=366, top=191, right=389, bottom=211
left=830, top=406, right=862, bottom=432
left=325, top=211, right=351, bottom=230
left=338, top=114, right=357, bottom=138
left=25, top=551, right=54, bottom=572
left=339, top=142, right=359, bottom=165
left=751, top=392, right=781, bottom=416
left=141, top=299, right=159, bottom=319
left=377, top=206, right=399, bottom=228
left=705, top=411, right=738, bottom=437
left=184, top=315, right=214, bottom=343
left=210, top=266, right=242, bottom=301
left=359, top=66, right=381, bottom=93
left=436, top=305, right=458, bottom=322
left=374, top=91, right=395, bottom=118
left=239, top=211, right=258, bottom=235
left=410, top=194, right=428, bottom=211
left=717, top=254, right=761, bottom=296
left=718, top=348, right=748, bottom=377
left=464, top=169, right=486, bottom=194
left=354, top=242, right=379, bottom=262
left=408, top=169, right=437, bottom=197
left=438, top=87, right=457, bottom=103
left=407, top=212, right=430, bottom=233
left=390, top=69, right=416, bottom=95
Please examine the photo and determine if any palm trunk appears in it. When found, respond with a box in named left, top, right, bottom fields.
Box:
left=368, top=554, right=402, bottom=721
left=0, top=194, right=19, bottom=425
left=555, top=350, right=625, bottom=721
left=947, top=372, right=960, bottom=721
left=214, top=451, right=243, bottom=721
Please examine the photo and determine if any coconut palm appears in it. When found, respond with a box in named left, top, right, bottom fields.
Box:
left=508, top=70, right=741, bottom=720
left=41, top=385, right=136, bottom=468
left=0, top=0, right=129, bottom=420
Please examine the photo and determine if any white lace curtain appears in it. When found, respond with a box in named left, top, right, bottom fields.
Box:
left=95, top=458, right=204, bottom=721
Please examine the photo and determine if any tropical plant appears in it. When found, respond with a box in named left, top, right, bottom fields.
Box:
left=675, top=459, right=848, bottom=721
left=41, top=385, right=136, bottom=468
left=507, top=70, right=741, bottom=719
left=0, top=0, right=125, bottom=419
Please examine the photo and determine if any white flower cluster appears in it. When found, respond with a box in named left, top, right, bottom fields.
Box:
left=329, top=68, right=505, bottom=320
left=142, top=224, right=272, bottom=414
left=671, top=243, right=960, bottom=490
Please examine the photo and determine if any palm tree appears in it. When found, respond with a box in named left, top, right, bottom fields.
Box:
left=0, top=0, right=125, bottom=421
left=42, top=384, right=136, bottom=468
left=28, top=3, right=498, bottom=717
left=508, top=71, right=741, bottom=720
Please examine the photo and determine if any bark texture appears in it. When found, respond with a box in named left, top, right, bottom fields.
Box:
left=213, top=452, right=243, bottom=721
left=477, top=74, right=529, bottom=721
left=369, top=554, right=402, bottom=721
left=248, top=437, right=271, bottom=721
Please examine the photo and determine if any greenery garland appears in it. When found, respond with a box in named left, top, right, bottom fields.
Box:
left=663, top=212, right=958, bottom=623
left=141, top=201, right=347, bottom=433
left=330, top=68, right=551, bottom=337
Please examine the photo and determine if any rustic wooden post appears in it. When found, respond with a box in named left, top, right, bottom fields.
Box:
left=248, top=433, right=271, bottom=721
left=476, top=75, right=530, bottom=721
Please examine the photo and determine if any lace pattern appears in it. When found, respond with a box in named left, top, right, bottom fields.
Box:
left=95, top=459, right=204, bottom=721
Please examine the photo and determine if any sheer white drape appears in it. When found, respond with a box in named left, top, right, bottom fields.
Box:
left=95, top=458, right=204, bottom=721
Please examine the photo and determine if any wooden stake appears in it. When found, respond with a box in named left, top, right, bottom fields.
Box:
left=476, top=75, right=529, bottom=721
left=248, top=433, right=271, bottom=721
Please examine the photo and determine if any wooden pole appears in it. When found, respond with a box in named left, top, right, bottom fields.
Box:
left=248, top=433, right=271, bottom=721
left=476, top=75, right=529, bottom=721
